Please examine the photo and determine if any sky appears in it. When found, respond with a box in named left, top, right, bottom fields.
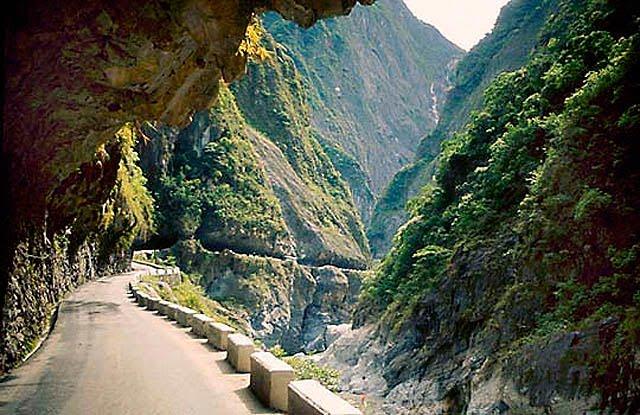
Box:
left=403, top=0, right=511, bottom=50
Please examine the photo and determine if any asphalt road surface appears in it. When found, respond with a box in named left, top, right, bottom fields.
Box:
left=0, top=265, right=277, bottom=414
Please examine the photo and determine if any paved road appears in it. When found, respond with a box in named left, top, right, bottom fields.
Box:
left=0, top=265, right=277, bottom=414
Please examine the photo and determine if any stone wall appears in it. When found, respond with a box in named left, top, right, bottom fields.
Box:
left=0, top=230, right=130, bottom=373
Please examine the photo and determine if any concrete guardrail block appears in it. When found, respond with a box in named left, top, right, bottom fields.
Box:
left=226, top=333, right=255, bottom=373
left=147, top=297, right=160, bottom=311
left=188, top=314, right=213, bottom=337
left=288, top=380, right=362, bottom=415
left=138, top=293, right=150, bottom=307
left=176, top=306, right=197, bottom=327
left=250, top=352, right=295, bottom=412
left=143, top=295, right=153, bottom=309
left=206, top=322, right=235, bottom=350
left=157, top=300, right=170, bottom=316
left=166, top=303, right=180, bottom=321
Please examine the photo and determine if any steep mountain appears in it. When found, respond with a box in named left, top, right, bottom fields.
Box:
left=265, top=0, right=463, bottom=221
left=136, top=28, right=378, bottom=354
left=368, top=0, right=558, bottom=257
left=1, top=0, right=374, bottom=373
left=323, top=0, right=640, bottom=413
left=139, top=31, right=370, bottom=270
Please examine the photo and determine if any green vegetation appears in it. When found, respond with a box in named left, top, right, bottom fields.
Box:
left=370, top=0, right=559, bottom=257
left=237, top=16, right=271, bottom=61
left=264, top=0, right=463, bottom=212
left=363, top=0, right=640, bottom=410
left=368, top=158, right=433, bottom=256
left=270, top=345, right=340, bottom=391
left=147, top=84, right=290, bottom=255
left=140, top=273, right=245, bottom=331
left=100, top=124, right=155, bottom=253
left=231, top=32, right=370, bottom=262
left=141, top=30, right=371, bottom=268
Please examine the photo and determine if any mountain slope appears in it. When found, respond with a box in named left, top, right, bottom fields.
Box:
left=368, top=0, right=558, bottom=257
left=323, top=0, right=640, bottom=412
left=138, top=30, right=370, bottom=270
left=265, top=0, right=463, bottom=220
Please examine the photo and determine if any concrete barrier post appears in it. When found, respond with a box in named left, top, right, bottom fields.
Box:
left=288, top=380, right=362, bottom=415
left=226, top=333, right=254, bottom=373
left=157, top=300, right=170, bottom=316
left=176, top=307, right=197, bottom=327
left=166, top=303, right=180, bottom=321
left=138, top=293, right=149, bottom=307
left=189, top=314, right=213, bottom=337
left=250, top=352, right=295, bottom=412
left=205, top=322, right=235, bottom=350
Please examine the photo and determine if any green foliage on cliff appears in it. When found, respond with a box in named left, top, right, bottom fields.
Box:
left=142, top=32, right=371, bottom=268
left=149, top=85, right=290, bottom=254
left=264, top=0, right=463, bottom=210
left=364, top=0, right=640, bottom=410
left=100, top=124, right=155, bottom=251
left=369, top=0, right=559, bottom=257
left=230, top=31, right=371, bottom=266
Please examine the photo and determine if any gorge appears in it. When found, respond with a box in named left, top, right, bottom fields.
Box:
left=2, top=0, right=639, bottom=414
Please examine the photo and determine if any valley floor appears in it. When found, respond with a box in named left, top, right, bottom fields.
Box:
left=0, top=264, right=276, bottom=415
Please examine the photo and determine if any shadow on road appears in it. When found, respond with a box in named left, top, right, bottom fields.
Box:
left=61, top=300, right=119, bottom=314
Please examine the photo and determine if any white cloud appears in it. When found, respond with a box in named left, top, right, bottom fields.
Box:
left=403, top=0, right=510, bottom=50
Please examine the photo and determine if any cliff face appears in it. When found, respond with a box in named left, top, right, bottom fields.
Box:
left=324, top=0, right=640, bottom=413
left=368, top=0, right=558, bottom=257
left=173, top=240, right=368, bottom=354
left=2, top=0, right=375, bottom=373
left=265, top=0, right=463, bottom=219
left=138, top=30, right=370, bottom=269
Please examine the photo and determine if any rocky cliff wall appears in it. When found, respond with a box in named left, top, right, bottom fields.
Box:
left=172, top=240, right=368, bottom=354
left=2, top=0, right=375, bottom=373
left=1, top=232, right=130, bottom=373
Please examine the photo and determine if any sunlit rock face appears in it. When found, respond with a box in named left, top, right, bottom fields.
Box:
left=4, top=0, right=374, bottom=233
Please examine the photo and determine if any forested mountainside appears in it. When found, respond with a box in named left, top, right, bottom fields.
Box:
left=265, top=0, right=463, bottom=221
left=136, top=29, right=379, bottom=353
left=323, top=0, right=640, bottom=413
left=368, top=0, right=558, bottom=257
left=138, top=31, right=369, bottom=270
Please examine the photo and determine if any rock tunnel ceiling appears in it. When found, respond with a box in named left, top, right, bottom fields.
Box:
left=4, top=0, right=375, bottom=231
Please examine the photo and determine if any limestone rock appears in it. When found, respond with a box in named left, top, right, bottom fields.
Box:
left=172, top=241, right=368, bottom=353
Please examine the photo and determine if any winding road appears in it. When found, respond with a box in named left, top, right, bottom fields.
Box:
left=0, top=264, right=277, bottom=414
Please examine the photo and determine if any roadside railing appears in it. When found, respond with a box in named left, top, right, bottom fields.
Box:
left=129, top=282, right=362, bottom=414
left=132, top=260, right=181, bottom=284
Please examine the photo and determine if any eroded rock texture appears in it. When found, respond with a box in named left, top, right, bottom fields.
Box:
left=2, top=0, right=373, bottom=373
left=5, top=0, right=373, bottom=237
left=173, top=240, right=368, bottom=353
